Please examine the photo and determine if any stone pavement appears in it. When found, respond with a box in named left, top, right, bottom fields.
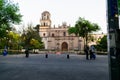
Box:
left=0, top=54, right=109, bottom=80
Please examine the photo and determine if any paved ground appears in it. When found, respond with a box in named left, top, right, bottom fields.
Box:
left=0, top=54, right=109, bottom=80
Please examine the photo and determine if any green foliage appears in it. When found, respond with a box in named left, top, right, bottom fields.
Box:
left=8, top=31, right=21, bottom=49
left=68, top=27, right=78, bottom=36
left=118, top=0, right=120, bottom=15
left=21, top=23, right=44, bottom=49
left=96, top=35, right=107, bottom=51
left=34, top=24, right=40, bottom=32
left=75, top=17, right=100, bottom=38
left=0, top=0, right=22, bottom=38
left=0, top=30, right=22, bottom=50
left=68, top=17, right=100, bottom=47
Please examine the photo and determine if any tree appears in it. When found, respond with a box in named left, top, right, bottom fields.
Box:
left=7, top=31, right=21, bottom=49
left=96, top=35, right=107, bottom=51
left=34, top=24, right=40, bottom=32
left=68, top=17, right=100, bottom=49
left=68, top=27, right=78, bottom=36
left=21, top=23, right=44, bottom=49
left=77, top=17, right=100, bottom=46
left=76, top=17, right=100, bottom=45
left=0, top=30, right=21, bottom=50
left=0, top=0, right=22, bottom=38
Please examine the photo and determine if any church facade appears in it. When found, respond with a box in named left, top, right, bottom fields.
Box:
left=39, top=11, right=105, bottom=51
left=39, top=11, right=84, bottom=51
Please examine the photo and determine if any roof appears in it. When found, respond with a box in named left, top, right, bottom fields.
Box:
left=42, top=11, right=50, bottom=15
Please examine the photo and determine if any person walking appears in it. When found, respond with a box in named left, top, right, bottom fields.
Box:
left=25, top=49, right=29, bottom=58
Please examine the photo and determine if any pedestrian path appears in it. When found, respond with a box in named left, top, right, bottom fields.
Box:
left=0, top=54, right=109, bottom=80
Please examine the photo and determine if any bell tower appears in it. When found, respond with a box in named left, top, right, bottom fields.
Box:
left=39, top=11, right=51, bottom=49
left=40, top=11, right=51, bottom=27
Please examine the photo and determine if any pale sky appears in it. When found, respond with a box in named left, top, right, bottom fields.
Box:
left=13, top=0, right=107, bottom=33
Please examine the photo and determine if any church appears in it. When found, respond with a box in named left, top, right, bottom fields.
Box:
left=39, top=11, right=84, bottom=51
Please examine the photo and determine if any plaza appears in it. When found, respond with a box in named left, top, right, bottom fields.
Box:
left=0, top=54, right=109, bottom=80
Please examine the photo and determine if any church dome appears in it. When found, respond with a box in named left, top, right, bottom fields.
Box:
left=42, top=11, right=50, bottom=15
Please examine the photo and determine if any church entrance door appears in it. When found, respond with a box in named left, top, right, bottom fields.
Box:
left=61, top=42, right=68, bottom=51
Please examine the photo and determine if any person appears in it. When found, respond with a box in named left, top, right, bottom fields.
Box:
left=45, top=53, right=48, bottom=58
left=3, top=49, right=8, bottom=56
left=25, top=49, right=29, bottom=58
left=84, top=45, right=89, bottom=60
left=89, top=45, right=96, bottom=60
left=67, top=54, right=70, bottom=59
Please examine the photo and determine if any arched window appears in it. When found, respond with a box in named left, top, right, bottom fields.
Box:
left=44, top=23, right=45, bottom=26
left=52, top=33, right=54, bottom=37
left=47, top=15, right=49, bottom=19
left=63, top=32, right=66, bottom=36
left=43, top=33, right=45, bottom=36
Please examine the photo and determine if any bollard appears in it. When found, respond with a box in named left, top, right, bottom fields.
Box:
left=67, top=54, right=70, bottom=59
left=45, top=54, right=48, bottom=58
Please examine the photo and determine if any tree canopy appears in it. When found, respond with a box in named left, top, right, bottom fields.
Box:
left=0, top=30, right=21, bottom=49
left=68, top=27, right=78, bottom=36
left=0, top=0, right=22, bottom=38
left=68, top=17, right=100, bottom=47
left=96, top=35, right=107, bottom=51
left=75, top=17, right=100, bottom=38
left=21, top=23, right=44, bottom=49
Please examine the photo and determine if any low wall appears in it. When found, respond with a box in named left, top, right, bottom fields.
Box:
left=0, top=49, right=108, bottom=55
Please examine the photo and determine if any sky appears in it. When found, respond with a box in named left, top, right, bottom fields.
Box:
left=13, top=0, right=107, bottom=33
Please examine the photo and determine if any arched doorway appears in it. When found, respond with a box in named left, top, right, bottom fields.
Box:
left=61, top=42, right=68, bottom=51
